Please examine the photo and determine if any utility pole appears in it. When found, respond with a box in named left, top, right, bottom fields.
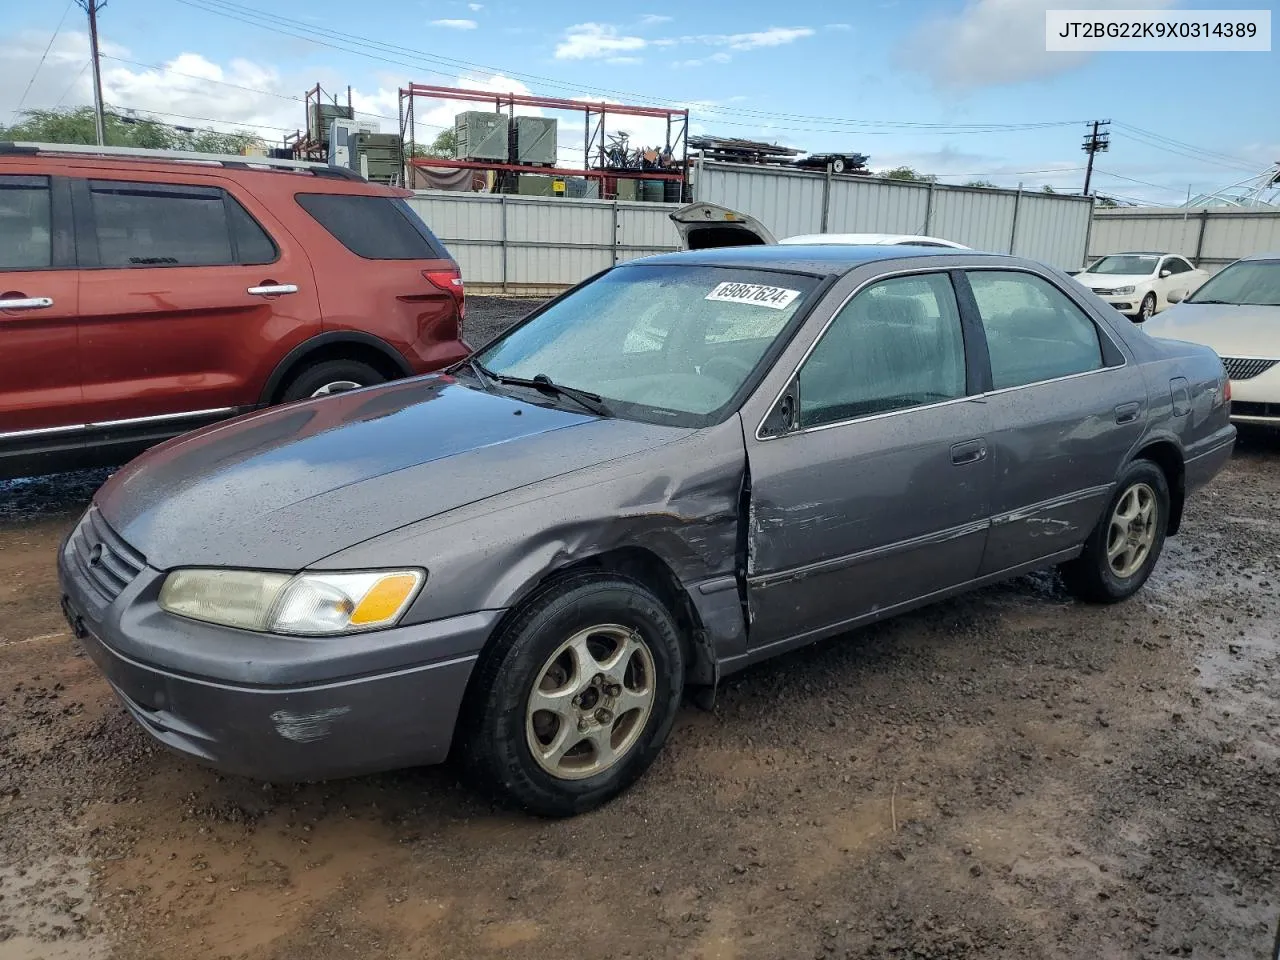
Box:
left=1081, top=119, right=1110, bottom=196
left=77, top=0, right=107, bottom=146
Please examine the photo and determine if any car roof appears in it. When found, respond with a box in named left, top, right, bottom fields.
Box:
left=1241, top=251, right=1280, bottom=262
left=634, top=244, right=1002, bottom=273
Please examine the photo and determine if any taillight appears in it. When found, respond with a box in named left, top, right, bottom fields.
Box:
left=424, top=268, right=465, bottom=319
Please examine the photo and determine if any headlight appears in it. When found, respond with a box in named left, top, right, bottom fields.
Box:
left=158, top=568, right=424, bottom=635
left=1113, top=285, right=1136, bottom=295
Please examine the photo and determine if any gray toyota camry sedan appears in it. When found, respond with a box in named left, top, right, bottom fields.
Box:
left=59, top=245, right=1235, bottom=816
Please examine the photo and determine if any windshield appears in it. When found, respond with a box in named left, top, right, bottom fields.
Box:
left=474, top=264, right=821, bottom=426
left=1087, top=255, right=1159, bottom=276
left=1186, top=259, right=1280, bottom=306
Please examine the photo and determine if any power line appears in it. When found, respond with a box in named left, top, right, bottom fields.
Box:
left=1092, top=168, right=1184, bottom=195
left=1113, top=124, right=1258, bottom=174
left=1113, top=121, right=1258, bottom=170
left=54, top=60, right=91, bottom=108
left=172, top=0, right=1090, bottom=136
left=12, top=0, right=76, bottom=119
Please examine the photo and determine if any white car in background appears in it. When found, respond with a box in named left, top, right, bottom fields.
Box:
left=1074, top=252, right=1209, bottom=322
left=1142, top=252, right=1280, bottom=427
left=669, top=202, right=968, bottom=250
left=779, top=233, right=968, bottom=248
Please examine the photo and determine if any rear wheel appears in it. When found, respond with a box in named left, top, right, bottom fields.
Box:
left=1060, top=459, right=1169, bottom=603
left=279, top=359, right=385, bottom=402
left=463, top=575, right=685, bottom=817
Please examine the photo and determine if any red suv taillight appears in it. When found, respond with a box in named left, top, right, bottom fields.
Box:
left=424, top=268, right=465, bottom=319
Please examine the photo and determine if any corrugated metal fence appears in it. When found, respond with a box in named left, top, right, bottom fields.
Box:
left=409, top=161, right=1095, bottom=294
left=1089, top=206, right=1280, bottom=275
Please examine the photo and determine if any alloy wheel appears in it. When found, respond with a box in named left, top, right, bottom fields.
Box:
left=525, top=624, right=656, bottom=780
left=1107, top=482, right=1158, bottom=578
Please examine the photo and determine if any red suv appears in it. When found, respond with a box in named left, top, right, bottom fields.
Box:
left=0, top=143, right=469, bottom=479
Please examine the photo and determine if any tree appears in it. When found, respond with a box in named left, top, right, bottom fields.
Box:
left=879, top=165, right=938, bottom=183
left=425, top=127, right=457, bottom=158
left=1096, top=195, right=1119, bottom=208
left=965, top=179, right=997, bottom=188
left=1041, top=184, right=1058, bottom=194
left=0, top=107, right=263, bottom=154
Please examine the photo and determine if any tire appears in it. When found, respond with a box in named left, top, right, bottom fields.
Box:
left=463, top=575, right=685, bottom=817
left=1137, top=293, right=1156, bottom=322
left=278, top=359, right=385, bottom=403
left=1060, top=459, right=1170, bottom=604
left=830, top=157, right=846, bottom=174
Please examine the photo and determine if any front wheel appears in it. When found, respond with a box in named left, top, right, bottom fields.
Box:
left=463, top=575, right=685, bottom=817
left=1137, top=292, right=1156, bottom=322
left=1060, top=460, right=1170, bottom=603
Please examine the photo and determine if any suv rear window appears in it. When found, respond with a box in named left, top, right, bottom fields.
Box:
left=295, top=194, right=449, bottom=260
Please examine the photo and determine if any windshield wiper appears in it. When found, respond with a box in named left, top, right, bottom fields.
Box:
left=1188, top=298, right=1236, bottom=305
left=472, top=361, right=611, bottom=417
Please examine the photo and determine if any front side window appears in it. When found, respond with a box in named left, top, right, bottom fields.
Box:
left=967, top=270, right=1104, bottom=390
left=89, top=181, right=275, bottom=267
left=475, top=264, right=821, bottom=425
left=0, top=175, right=52, bottom=270
left=1186, top=259, right=1280, bottom=306
left=798, top=272, right=967, bottom=428
left=1088, top=255, right=1159, bottom=276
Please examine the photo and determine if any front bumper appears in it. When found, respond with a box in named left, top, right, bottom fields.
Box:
left=58, top=518, right=500, bottom=782
left=1094, top=293, right=1138, bottom=315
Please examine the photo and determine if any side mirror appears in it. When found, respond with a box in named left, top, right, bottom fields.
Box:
left=1167, top=291, right=1184, bottom=304
left=1160, top=269, right=1172, bottom=278
left=760, top=380, right=800, bottom=437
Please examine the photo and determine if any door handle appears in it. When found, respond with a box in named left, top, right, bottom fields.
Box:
left=1114, top=402, right=1142, bottom=424
left=0, top=297, right=54, bottom=310
left=247, top=284, right=298, bottom=296
left=950, top=438, right=987, bottom=465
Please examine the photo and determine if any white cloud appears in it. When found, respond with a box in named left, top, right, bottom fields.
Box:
left=903, top=0, right=1175, bottom=90
left=640, top=14, right=672, bottom=24
left=719, top=26, right=814, bottom=49
left=708, top=51, right=732, bottom=63
left=555, top=22, right=647, bottom=59
left=468, top=2, right=483, bottom=8
left=825, top=23, right=852, bottom=31
left=432, top=18, right=478, bottom=29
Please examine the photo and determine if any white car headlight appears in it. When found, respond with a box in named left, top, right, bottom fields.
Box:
left=158, top=568, right=424, bottom=636
left=1113, top=285, right=1136, bottom=295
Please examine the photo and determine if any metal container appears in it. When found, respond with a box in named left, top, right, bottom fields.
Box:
left=514, top=116, right=558, bottom=166
left=455, top=112, right=509, bottom=162
left=615, top=179, right=638, bottom=202
left=565, top=178, right=599, bottom=199
left=516, top=174, right=556, bottom=197
left=308, top=103, right=353, bottom=145
left=641, top=180, right=665, bottom=202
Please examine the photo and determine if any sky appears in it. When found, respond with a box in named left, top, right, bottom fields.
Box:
left=2, top=0, right=1276, bottom=205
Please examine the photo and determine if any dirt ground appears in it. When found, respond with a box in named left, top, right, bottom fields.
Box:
left=2, top=300, right=1277, bottom=960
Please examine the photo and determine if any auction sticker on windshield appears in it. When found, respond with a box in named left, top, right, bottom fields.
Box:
left=705, top=282, right=801, bottom=310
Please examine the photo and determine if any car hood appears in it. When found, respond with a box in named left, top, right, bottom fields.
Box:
left=1075, top=272, right=1153, bottom=288
left=96, top=376, right=689, bottom=570
left=1141, top=302, right=1280, bottom=357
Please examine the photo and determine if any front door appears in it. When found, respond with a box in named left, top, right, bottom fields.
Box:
left=74, top=176, right=321, bottom=423
left=959, top=268, right=1147, bottom=575
left=745, top=269, right=994, bottom=651
left=0, top=174, right=82, bottom=433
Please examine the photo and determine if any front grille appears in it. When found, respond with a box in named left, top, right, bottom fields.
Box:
left=1090, top=287, right=1116, bottom=296
left=1231, top=401, right=1280, bottom=419
left=68, top=507, right=146, bottom=604
left=1222, top=357, right=1279, bottom=381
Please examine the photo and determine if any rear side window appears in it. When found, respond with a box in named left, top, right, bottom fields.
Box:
left=966, top=270, right=1104, bottom=390
left=295, top=193, right=449, bottom=260
left=0, top=175, right=52, bottom=270
left=88, top=181, right=276, bottom=267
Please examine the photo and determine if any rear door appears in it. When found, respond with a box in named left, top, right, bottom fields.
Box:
left=0, top=173, right=83, bottom=433
left=74, top=175, right=322, bottom=423
left=958, top=268, right=1147, bottom=575
left=290, top=192, right=467, bottom=371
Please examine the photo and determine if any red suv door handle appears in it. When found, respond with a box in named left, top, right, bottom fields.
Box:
left=247, top=283, right=298, bottom=297
left=0, top=296, right=54, bottom=310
